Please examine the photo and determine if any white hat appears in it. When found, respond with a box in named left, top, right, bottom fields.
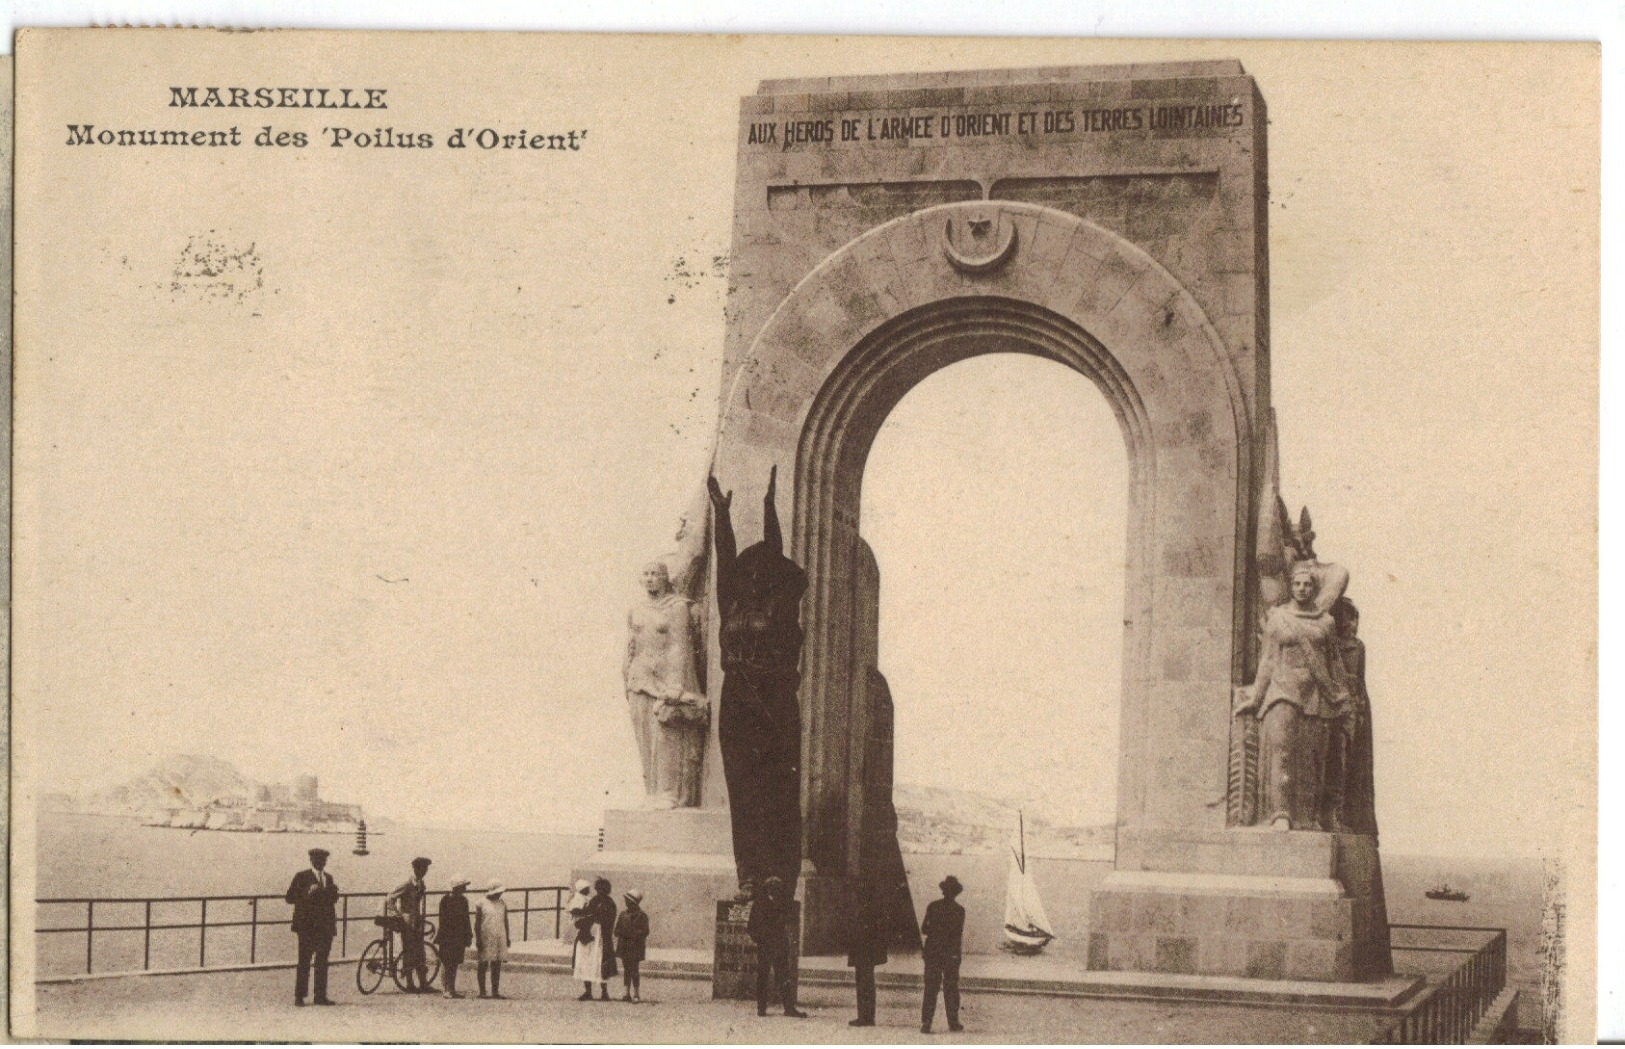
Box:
left=574, top=879, right=591, bottom=894
left=486, top=883, right=505, bottom=897
left=450, top=876, right=471, bottom=889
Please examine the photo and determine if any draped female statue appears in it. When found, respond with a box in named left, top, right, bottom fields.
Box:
left=1234, top=563, right=1352, bottom=831
left=624, top=561, right=708, bottom=808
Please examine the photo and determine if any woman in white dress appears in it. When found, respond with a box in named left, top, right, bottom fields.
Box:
left=569, top=879, right=604, bottom=1000
left=474, top=883, right=511, bottom=999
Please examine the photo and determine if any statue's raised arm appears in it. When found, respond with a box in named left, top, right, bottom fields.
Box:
left=707, top=474, right=736, bottom=605
left=761, top=464, right=781, bottom=554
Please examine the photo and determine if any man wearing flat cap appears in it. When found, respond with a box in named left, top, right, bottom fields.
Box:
left=285, top=847, right=339, bottom=1006
left=385, top=856, right=434, bottom=993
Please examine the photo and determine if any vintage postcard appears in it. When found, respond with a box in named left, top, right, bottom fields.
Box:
left=8, top=30, right=1599, bottom=1043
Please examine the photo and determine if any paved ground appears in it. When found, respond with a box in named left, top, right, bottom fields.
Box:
left=29, top=965, right=1392, bottom=1043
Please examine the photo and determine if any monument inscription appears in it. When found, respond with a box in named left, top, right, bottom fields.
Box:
left=745, top=99, right=1249, bottom=150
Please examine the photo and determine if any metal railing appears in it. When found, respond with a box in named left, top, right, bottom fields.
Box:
left=37, top=886, right=570, bottom=980
left=1373, top=924, right=1508, bottom=1044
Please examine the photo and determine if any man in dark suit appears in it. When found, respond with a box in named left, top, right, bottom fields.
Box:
left=920, top=875, right=965, bottom=1033
left=845, top=879, right=889, bottom=1027
left=285, top=847, right=339, bottom=1006
left=746, top=876, right=806, bottom=1018
left=436, top=876, right=474, bottom=999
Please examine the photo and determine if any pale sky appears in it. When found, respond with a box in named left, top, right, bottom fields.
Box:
left=13, top=36, right=1595, bottom=864
left=865, top=357, right=1126, bottom=830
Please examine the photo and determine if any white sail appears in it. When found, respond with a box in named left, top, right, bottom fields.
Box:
left=1001, top=814, right=1056, bottom=952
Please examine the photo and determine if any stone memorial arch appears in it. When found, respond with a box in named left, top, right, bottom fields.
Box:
left=712, top=203, right=1255, bottom=906
left=595, top=60, right=1392, bottom=986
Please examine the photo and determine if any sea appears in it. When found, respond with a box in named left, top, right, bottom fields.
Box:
left=33, top=813, right=1547, bottom=1030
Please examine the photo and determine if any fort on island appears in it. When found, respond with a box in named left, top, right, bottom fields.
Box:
left=144, top=774, right=363, bottom=833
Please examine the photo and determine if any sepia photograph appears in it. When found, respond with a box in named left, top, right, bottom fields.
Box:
left=6, top=27, right=1600, bottom=1043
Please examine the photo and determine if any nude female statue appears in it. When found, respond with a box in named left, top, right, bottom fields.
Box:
left=624, top=561, right=708, bottom=808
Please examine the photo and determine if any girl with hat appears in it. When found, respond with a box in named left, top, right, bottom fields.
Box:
left=474, top=883, right=510, bottom=999
left=614, top=889, right=650, bottom=1002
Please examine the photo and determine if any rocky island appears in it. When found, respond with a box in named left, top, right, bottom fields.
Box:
left=61, top=754, right=365, bottom=834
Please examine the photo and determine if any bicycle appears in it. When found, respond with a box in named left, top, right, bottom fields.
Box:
left=356, top=917, right=441, bottom=995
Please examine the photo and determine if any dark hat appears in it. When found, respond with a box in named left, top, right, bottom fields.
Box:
left=411, top=856, right=432, bottom=869
left=940, top=875, right=962, bottom=897
left=308, top=847, right=330, bottom=859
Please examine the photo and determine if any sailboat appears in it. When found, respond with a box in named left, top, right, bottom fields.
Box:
left=1001, top=812, right=1056, bottom=954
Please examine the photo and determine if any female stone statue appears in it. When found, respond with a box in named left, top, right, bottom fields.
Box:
left=624, top=561, right=708, bottom=808
left=1234, top=563, right=1352, bottom=831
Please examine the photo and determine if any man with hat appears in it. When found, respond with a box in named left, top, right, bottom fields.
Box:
left=920, top=875, right=966, bottom=1033
left=384, top=856, right=434, bottom=993
left=436, top=876, right=474, bottom=999
left=284, top=847, right=339, bottom=1006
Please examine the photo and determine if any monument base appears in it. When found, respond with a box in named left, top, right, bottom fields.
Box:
left=713, top=899, right=800, bottom=1001
left=1086, top=828, right=1392, bottom=983
left=572, top=807, right=738, bottom=954
left=798, top=872, right=848, bottom=956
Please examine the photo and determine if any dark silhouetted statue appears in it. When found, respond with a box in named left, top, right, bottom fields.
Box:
left=708, top=466, right=806, bottom=899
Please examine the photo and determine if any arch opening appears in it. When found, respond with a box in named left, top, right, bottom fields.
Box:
left=791, top=298, right=1159, bottom=886
left=861, top=353, right=1127, bottom=834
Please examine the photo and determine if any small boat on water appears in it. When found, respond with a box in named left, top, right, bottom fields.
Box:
left=1425, top=884, right=1469, bottom=902
left=1001, top=813, right=1056, bottom=954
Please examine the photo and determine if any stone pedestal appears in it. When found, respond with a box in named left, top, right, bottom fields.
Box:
left=713, top=899, right=800, bottom=1001
left=571, top=807, right=737, bottom=954
left=799, top=872, right=848, bottom=956
left=1086, top=829, right=1392, bottom=983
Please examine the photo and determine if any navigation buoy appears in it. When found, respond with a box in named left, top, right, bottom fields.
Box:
left=353, top=818, right=370, bottom=856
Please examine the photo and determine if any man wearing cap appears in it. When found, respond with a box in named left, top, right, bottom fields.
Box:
left=920, top=876, right=966, bottom=1033
left=285, top=847, right=339, bottom=1006
left=436, top=877, right=474, bottom=999
left=746, top=876, right=806, bottom=1018
left=384, top=857, right=433, bottom=993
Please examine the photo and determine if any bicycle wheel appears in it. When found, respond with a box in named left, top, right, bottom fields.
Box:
left=392, top=940, right=442, bottom=992
left=356, top=939, right=387, bottom=995
left=390, top=948, right=413, bottom=993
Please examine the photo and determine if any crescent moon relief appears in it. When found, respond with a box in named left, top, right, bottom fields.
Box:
left=942, top=209, right=1018, bottom=274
